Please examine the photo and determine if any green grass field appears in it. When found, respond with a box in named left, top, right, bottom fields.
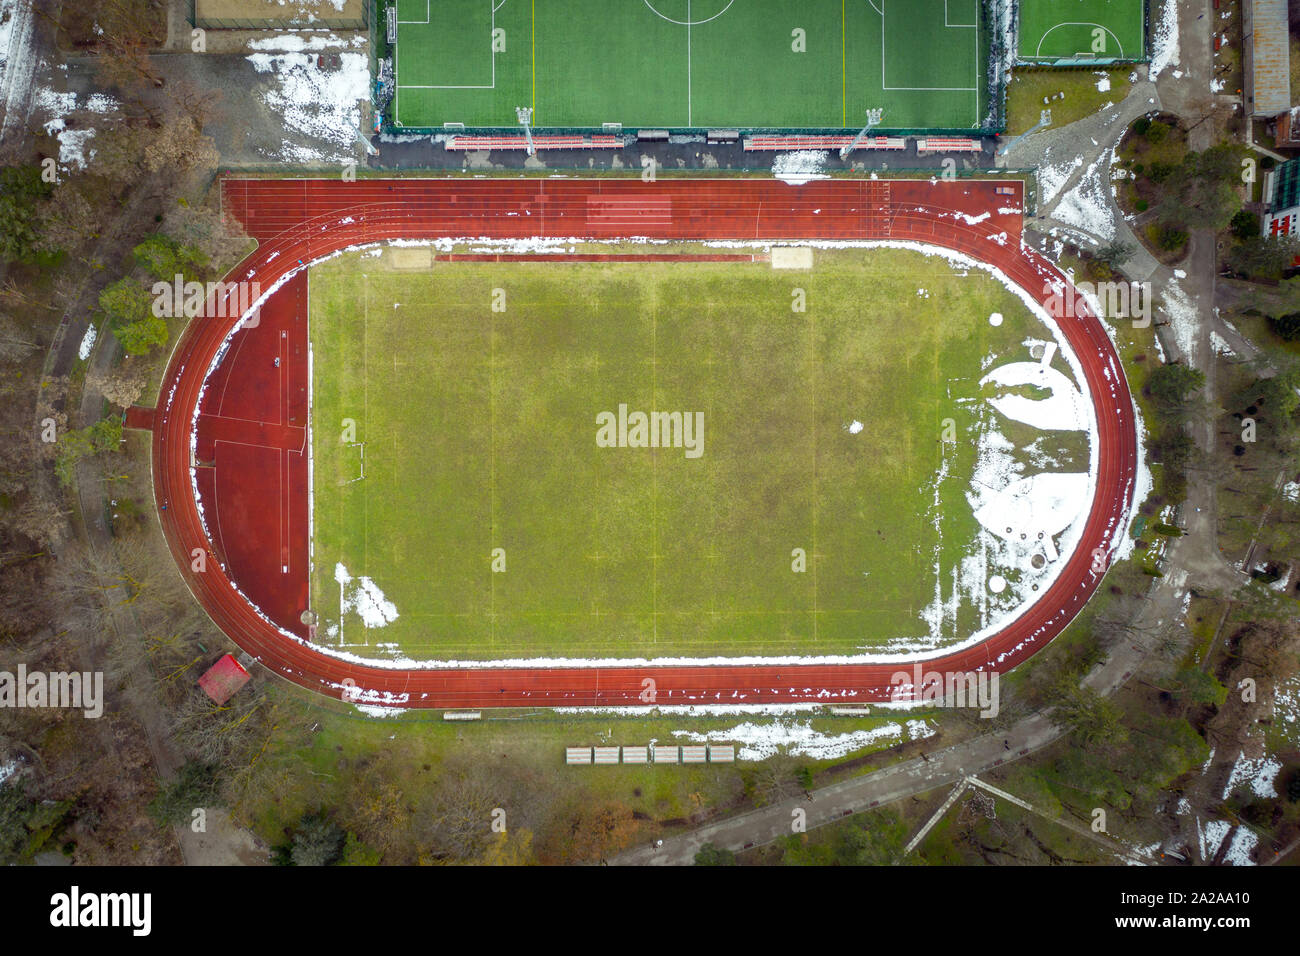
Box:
left=1017, top=0, right=1146, bottom=62
left=308, top=246, right=1080, bottom=662
left=392, top=0, right=988, bottom=129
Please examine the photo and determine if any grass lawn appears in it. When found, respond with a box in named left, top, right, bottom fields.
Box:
left=1004, top=66, right=1131, bottom=136
left=308, top=246, right=1083, bottom=662
left=235, top=691, right=940, bottom=862
left=1016, top=0, right=1146, bottom=62
left=392, top=0, right=988, bottom=129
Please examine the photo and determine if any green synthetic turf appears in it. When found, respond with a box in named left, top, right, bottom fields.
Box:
left=392, top=0, right=987, bottom=129
left=1016, top=0, right=1146, bottom=62
left=307, top=247, right=1084, bottom=662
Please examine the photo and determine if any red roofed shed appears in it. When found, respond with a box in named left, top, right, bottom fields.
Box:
left=198, top=654, right=251, bottom=704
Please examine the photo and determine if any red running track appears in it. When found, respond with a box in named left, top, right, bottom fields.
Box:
left=147, top=177, right=1137, bottom=709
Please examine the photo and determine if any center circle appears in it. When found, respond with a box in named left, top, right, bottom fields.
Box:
left=642, top=0, right=736, bottom=27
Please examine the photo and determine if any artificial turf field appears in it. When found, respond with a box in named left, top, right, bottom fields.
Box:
left=307, top=247, right=1080, bottom=662
left=1016, top=0, right=1145, bottom=62
left=392, top=0, right=989, bottom=130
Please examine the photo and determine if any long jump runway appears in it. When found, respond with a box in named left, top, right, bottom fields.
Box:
left=144, top=177, right=1139, bottom=709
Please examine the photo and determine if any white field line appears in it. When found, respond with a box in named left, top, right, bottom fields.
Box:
left=399, top=0, right=496, bottom=91
left=1034, top=22, right=1124, bottom=59
left=264, top=237, right=1116, bottom=675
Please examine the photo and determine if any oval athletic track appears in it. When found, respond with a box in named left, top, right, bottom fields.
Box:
left=149, top=177, right=1138, bottom=709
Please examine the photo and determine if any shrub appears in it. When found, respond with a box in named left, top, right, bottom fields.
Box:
left=132, top=234, right=206, bottom=281
left=148, top=761, right=222, bottom=825
left=1230, top=209, right=1261, bottom=241
left=1148, top=161, right=1177, bottom=183
left=1153, top=223, right=1188, bottom=251
left=695, top=842, right=737, bottom=866
left=1267, top=312, right=1300, bottom=340
left=290, top=814, right=346, bottom=866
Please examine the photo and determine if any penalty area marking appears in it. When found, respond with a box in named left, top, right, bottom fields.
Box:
left=397, top=0, right=430, bottom=24
left=1034, top=22, right=1123, bottom=59
left=880, top=0, right=979, bottom=94
left=399, top=0, right=497, bottom=91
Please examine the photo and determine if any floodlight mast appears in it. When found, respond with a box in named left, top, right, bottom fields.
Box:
left=840, top=108, right=884, bottom=159
left=516, top=107, right=535, bottom=156
left=997, top=109, right=1052, bottom=156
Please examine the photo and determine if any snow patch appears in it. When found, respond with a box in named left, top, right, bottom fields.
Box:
left=1150, top=0, right=1181, bottom=79
left=672, top=718, right=935, bottom=761
left=334, top=562, right=399, bottom=629
left=772, top=150, right=829, bottom=185
left=77, top=323, right=97, bottom=361
left=247, top=51, right=370, bottom=163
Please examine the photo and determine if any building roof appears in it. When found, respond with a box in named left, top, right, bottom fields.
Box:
left=1278, top=107, right=1300, bottom=146
left=1250, top=0, right=1292, bottom=116
left=198, top=654, right=251, bottom=705
left=1270, top=156, right=1300, bottom=213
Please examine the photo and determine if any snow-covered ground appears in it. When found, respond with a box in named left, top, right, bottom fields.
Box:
left=1149, top=0, right=1181, bottom=79
left=247, top=34, right=366, bottom=53
left=672, top=717, right=935, bottom=761
left=1275, top=673, right=1300, bottom=743
left=247, top=51, right=370, bottom=164
left=1049, top=149, right=1117, bottom=243
left=773, top=150, right=830, bottom=185
left=1037, top=155, right=1083, bottom=206
left=0, top=0, right=37, bottom=145
left=1222, top=751, right=1281, bottom=800
left=1159, top=277, right=1199, bottom=363
left=332, top=562, right=398, bottom=636
left=33, top=85, right=118, bottom=170
left=77, top=324, right=97, bottom=361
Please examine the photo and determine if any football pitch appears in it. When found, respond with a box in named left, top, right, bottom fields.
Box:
left=306, top=247, right=1088, bottom=663
left=391, top=0, right=990, bottom=130
left=1016, top=0, right=1145, bottom=62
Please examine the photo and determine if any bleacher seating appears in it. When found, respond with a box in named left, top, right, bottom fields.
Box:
left=446, top=135, right=623, bottom=150
left=744, top=135, right=906, bottom=151
left=915, top=137, right=983, bottom=154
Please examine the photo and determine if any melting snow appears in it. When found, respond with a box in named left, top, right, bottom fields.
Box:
left=1223, top=752, right=1281, bottom=800
left=1150, top=0, right=1181, bottom=79
left=247, top=51, right=370, bottom=163
left=334, top=562, right=399, bottom=628
left=1160, top=278, right=1199, bottom=362
left=1038, top=156, right=1083, bottom=206
left=1050, top=150, right=1117, bottom=241
left=772, top=150, right=830, bottom=185
left=672, top=718, right=935, bottom=761
left=77, top=324, right=97, bottom=361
